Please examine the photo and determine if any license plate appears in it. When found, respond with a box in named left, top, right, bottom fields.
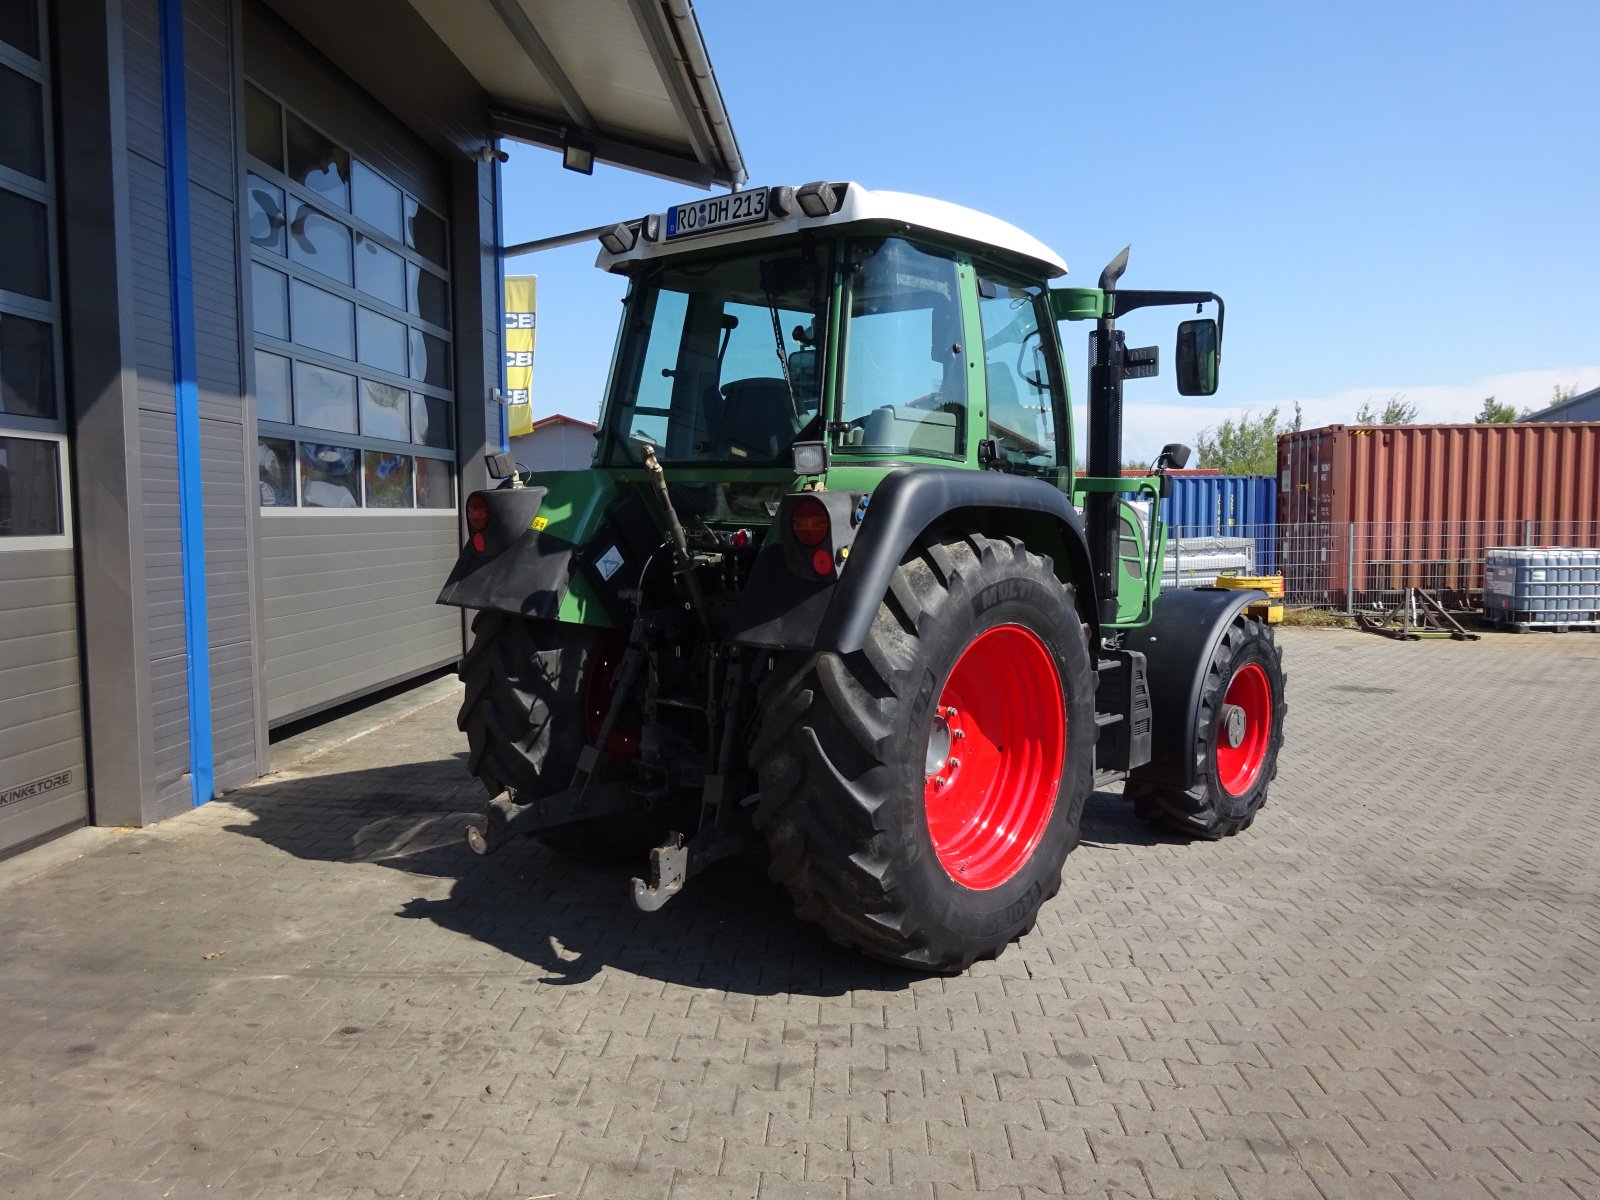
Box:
left=665, top=188, right=770, bottom=239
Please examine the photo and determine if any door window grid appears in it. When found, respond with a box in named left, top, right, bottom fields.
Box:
left=1, top=0, right=69, bottom=550
left=245, top=83, right=455, bottom=511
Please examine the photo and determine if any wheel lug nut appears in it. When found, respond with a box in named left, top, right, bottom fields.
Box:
left=948, top=758, right=960, bottom=770
left=943, top=706, right=958, bottom=718
left=953, top=729, right=965, bottom=740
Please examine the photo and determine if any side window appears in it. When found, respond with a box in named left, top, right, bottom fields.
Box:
left=976, top=274, right=1060, bottom=477
left=838, top=238, right=966, bottom=459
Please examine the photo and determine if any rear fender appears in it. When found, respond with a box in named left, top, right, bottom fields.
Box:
left=1122, top=587, right=1264, bottom=789
left=730, top=467, right=1097, bottom=652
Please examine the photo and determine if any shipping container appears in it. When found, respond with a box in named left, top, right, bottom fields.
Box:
left=1162, top=475, right=1275, bottom=534
left=1276, top=423, right=1600, bottom=607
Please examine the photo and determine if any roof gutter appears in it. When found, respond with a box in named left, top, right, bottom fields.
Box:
left=660, top=0, right=747, bottom=187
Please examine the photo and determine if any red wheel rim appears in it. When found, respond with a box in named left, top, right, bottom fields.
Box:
left=1216, top=662, right=1271, bottom=796
left=923, top=624, right=1065, bottom=891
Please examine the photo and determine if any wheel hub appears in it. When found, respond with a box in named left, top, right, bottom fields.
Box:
left=926, top=713, right=952, bottom=777
left=1222, top=703, right=1247, bottom=748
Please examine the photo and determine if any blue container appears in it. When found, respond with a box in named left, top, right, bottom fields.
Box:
left=1161, top=475, right=1277, bottom=571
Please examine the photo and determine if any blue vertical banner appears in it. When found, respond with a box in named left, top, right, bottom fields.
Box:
left=158, top=0, right=215, bottom=806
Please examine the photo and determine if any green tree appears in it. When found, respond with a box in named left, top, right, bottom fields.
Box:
left=1552, top=382, right=1578, bottom=405
left=1354, top=394, right=1418, bottom=424
left=1477, top=396, right=1519, bottom=423
left=1194, top=406, right=1281, bottom=475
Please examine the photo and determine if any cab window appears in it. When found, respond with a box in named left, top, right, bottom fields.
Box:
left=976, top=273, right=1063, bottom=478
left=836, top=238, right=966, bottom=459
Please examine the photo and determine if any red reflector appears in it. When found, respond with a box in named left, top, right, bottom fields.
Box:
left=790, top=496, right=830, bottom=546
left=471, top=532, right=486, bottom=553
left=811, top=547, right=834, bottom=576
left=465, top=492, right=490, bottom=532
left=730, top=527, right=751, bottom=549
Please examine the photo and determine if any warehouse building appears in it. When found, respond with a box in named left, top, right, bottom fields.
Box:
left=0, top=0, right=743, bottom=856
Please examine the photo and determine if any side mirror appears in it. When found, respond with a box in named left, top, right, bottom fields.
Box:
left=1155, top=442, right=1192, bottom=471
left=1175, top=318, right=1219, bottom=396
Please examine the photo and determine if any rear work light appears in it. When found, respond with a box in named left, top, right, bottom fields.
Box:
left=789, top=496, right=830, bottom=546
left=465, top=492, right=490, bottom=532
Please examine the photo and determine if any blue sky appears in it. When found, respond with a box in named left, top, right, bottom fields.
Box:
left=499, top=0, right=1600, bottom=460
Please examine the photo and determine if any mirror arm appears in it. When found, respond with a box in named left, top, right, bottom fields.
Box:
left=1109, top=290, right=1225, bottom=357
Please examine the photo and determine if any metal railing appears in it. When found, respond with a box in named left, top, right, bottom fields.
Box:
left=1163, top=520, right=1600, bottom=613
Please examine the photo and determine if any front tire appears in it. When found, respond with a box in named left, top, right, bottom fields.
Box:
left=1126, top=615, right=1287, bottom=839
left=751, top=531, right=1095, bottom=972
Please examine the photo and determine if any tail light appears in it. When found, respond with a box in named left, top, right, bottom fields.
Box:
left=465, top=492, right=490, bottom=532
left=789, top=496, right=830, bottom=546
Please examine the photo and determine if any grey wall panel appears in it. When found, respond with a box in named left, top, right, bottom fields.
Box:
left=0, top=551, right=90, bottom=852
left=260, top=513, right=460, bottom=723
left=244, top=0, right=448, bottom=211
left=121, top=0, right=165, bottom=162
left=137, top=408, right=190, bottom=817
left=183, top=0, right=237, bottom=200
left=189, top=189, right=243, bottom=412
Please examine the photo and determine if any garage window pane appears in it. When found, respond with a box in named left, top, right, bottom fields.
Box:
left=415, top=456, right=454, bottom=509
left=287, top=202, right=352, bottom=285
left=257, top=436, right=294, bottom=506
left=410, top=392, right=452, bottom=449
left=0, top=188, right=50, bottom=300
left=292, top=360, right=356, bottom=433
left=407, top=261, right=449, bottom=328
left=290, top=280, right=354, bottom=359
left=1, top=311, right=55, bottom=419
left=254, top=350, right=291, bottom=423
left=358, top=308, right=407, bottom=376
left=285, top=111, right=349, bottom=209
left=354, top=236, right=404, bottom=307
left=244, top=85, right=282, bottom=171
left=408, top=329, right=450, bottom=389
left=352, top=162, right=402, bottom=241
left=0, top=65, right=45, bottom=180
left=0, top=436, right=62, bottom=536
left=0, top=2, right=39, bottom=57
left=299, top=443, right=359, bottom=508
left=251, top=263, right=288, bottom=339
left=246, top=175, right=285, bottom=256
left=403, top=197, right=446, bottom=267
left=360, top=379, right=409, bottom=441
left=363, top=450, right=411, bottom=508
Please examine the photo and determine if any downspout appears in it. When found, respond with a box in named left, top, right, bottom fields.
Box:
left=494, top=152, right=509, bottom=454
left=158, top=0, right=214, bottom=806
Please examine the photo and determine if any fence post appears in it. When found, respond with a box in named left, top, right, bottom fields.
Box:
left=1523, top=519, right=1534, bottom=547
left=1345, top=523, right=1356, bottom=615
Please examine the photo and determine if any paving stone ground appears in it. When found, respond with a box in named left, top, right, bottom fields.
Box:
left=2, top=628, right=1599, bottom=1200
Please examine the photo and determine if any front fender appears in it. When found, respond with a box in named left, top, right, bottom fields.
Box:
left=730, top=468, right=1097, bottom=653
left=1123, top=586, right=1265, bottom=788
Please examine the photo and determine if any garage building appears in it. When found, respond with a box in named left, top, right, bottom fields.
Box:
left=0, top=0, right=743, bottom=856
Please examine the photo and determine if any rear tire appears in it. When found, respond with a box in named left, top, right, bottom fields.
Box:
left=1125, top=615, right=1286, bottom=839
left=458, top=612, right=676, bottom=861
left=751, top=531, right=1095, bottom=972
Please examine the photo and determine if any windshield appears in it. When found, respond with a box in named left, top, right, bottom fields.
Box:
left=604, top=240, right=831, bottom=465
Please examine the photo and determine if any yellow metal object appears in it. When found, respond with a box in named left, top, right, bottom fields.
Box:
left=531, top=515, right=549, bottom=531
left=1215, top=572, right=1284, bottom=624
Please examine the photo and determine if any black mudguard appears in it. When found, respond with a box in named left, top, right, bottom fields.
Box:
left=435, top=485, right=658, bottom=621
left=1122, top=586, right=1265, bottom=789
left=730, top=467, right=1097, bottom=653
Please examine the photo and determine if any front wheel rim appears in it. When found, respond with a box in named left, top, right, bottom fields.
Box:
left=1216, top=662, right=1272, bottom=796
left=923, top=624, right=1066, bottom=891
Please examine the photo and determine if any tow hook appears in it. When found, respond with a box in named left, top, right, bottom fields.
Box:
left=630, top=834, right=688, bottom=911
left=465, top=790, right=521, bottom=856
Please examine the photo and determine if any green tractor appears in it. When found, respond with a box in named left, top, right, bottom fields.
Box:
left=440, top=182, right=1286, bottom=972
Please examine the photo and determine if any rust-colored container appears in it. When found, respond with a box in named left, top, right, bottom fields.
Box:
left=1277, top=423, right=1600, bottom=606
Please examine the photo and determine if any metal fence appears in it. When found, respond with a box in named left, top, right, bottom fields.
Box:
left=1164, top=520, right=1600, bottom=613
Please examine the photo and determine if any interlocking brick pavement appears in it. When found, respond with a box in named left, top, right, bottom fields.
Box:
left=1, top=628, right=1598, bottom=1199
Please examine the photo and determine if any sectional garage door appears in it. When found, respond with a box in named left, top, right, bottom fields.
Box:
left=243, top=4, right=461, bottom=723
left=0, top=0, right=89, bottom=853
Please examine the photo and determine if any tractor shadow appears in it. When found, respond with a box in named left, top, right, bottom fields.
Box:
left=1078, top=787, right=1192, bottom=848
left=221, top=754, right=918, bottom=997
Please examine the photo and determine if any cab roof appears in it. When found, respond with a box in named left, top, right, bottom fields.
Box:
left=597, top=182, right=1068, bottom=279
